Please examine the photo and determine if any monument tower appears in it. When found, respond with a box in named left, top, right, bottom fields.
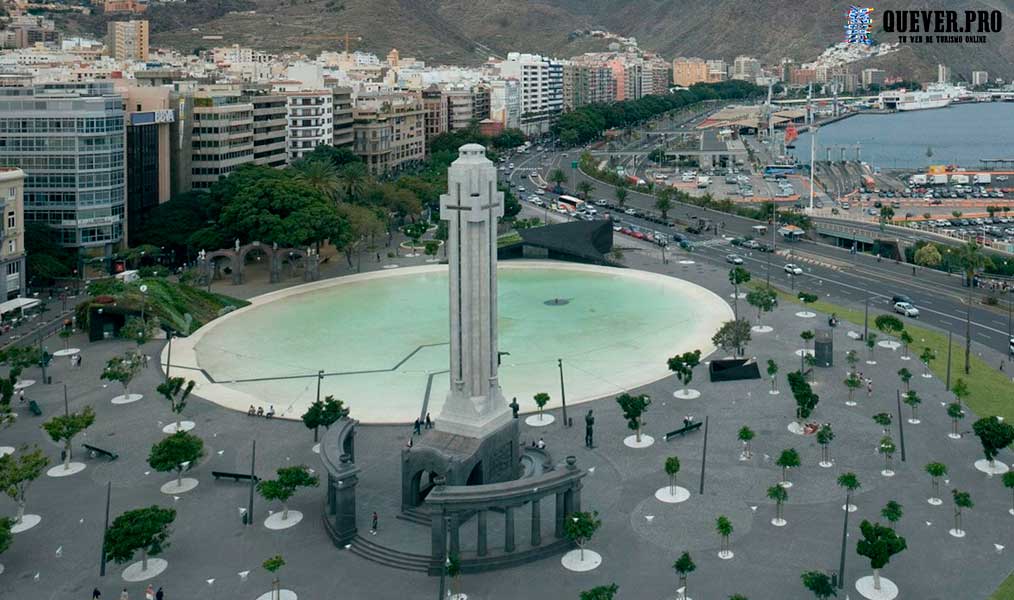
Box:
left=401, top=144, right=519, bottom=510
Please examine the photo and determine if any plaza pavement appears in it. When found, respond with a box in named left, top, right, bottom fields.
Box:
left=1, top=241, right=1013, bottom=600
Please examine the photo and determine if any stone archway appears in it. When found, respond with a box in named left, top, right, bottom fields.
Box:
left=237, top=243, right=272, bottom=285
left=197, top=242, right=321, bottom=286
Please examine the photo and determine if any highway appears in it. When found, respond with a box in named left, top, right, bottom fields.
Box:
left=505, top=144, right=1014, bottom=361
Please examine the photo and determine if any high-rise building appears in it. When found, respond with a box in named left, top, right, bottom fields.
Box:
left=330, top=86, right=354, bottom=150
left=245, top=89, right=288, bottom=169
left=672, top=57, right=709, bottom=87
left=937, top=64, right=951, bottom=84
left=471, top=83, right=491, bottom=123
left=120, top=84, right=172, bottom=245
left=421, top=85, right=448, bottom=139
left=861, top=68, right=886, bottom=88
left=972, top=71, right=989, bottom=86
left=563, top=61, right=615, bottom=110
left=106, top=19, right=149, bottom=61
left=283, top=90, right=333, bottom=163
left=488, top=79, right=520, bottom=130
left=732, top=56, right=762, bottom=83
left=0, top=168, right=26, bottom=299
left=170, top=84, right=254, bottom=193
left=790, top=68, right=817, bottom=85
left=0, top=79, right=125, bottom=252
left=445, top=88, right=473, bottom=132
left=353, top=91, right=425, bottom=175
left=498, top=53, right=563, bottom=136
left=706, top=60, right=728, bottom=82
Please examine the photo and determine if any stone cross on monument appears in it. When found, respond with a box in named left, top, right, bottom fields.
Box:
left=436, top=143, right=512, bottom=439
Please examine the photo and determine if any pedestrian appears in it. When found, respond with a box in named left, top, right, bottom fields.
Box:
left=425, top=412, right=432, bottom=429
left=866, top=380, right=873, bottom=398
left=145, top=584, right=154, bottom=600
left=120, top=589, right=128, bottom=600
left=370, top=511, right=378, bottom=535
left=155, top=588, right=163, bottom=600
left=413, top=418, right=421, bottom=435
left=92, top=589, right=101, bottom=599
left=18, top=389, right=24, bottom=403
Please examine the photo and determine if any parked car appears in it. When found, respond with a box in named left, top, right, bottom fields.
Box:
left=784, top=263, right=803, bottom=275
left=894, top=302, right=919, bottom=317
left=726, top=254, right=744, bottom=265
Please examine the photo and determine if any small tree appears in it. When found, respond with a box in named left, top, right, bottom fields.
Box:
left=896, top=368, right=912, bottom=393
left=951, top=489, right=973, bottom=536
left=424, top=240, right=440, bottom=260
left=838, top=472, right=860, bottom=512
left=801, top=570, right=836, bottom=599
left=564, top=510, right=601, bottom=561
left=575, top=180, right=594, bottom=200
left=746, top=287, right=777, bottom=324
left=951, top=378, right=970, bottom=407
left=845, top=350, right=859, bottom=374
left=263, top=554, right=286, bottom=600
left=42, top=406, right=96, bottom=470
left=120, top=315, right=158, bottom=349
left=799, top=330, right=815, bottom=370
left=101, top=352, right=144, bottom=400
left=664, top=456, right=681, bottom=494
left=616, top=393, right=651, bottom=443
left=919, top=347, right=935, bottom=376
left=844, top=372, right=862, bottom=406
left=776, top=448, right=800, bottom=486
left=872, top=412, right=893, bottom=434
left=874, top=314, right=904, bottom=338
left=0, top=445, right=48, bottom=525
left=712, top=319, right=752, bottom=356
left=257, top=465, right=320, bottom=521
left=667, top=350, right=702, bottom=395
left=788, top=372, right=818, bottom=424
left=881, top=500, right=903, bottom=529
left=817, top=424, right=835, bottom=466
left=1002, top=472, right=1014, bottom=516
left=614, top=185, right=628, bottom=207
left=156, top=377, right=196, bottom=433
left=856, top=520, right=906, bottom=593
left=899, top=331, right=914, bottom=358
left=925, top=462, right=948, bottom=504
left=766, top=360, right=779, bottom=393
left=865, top=332, right=878, bottom=361
left=533, top=392, right=551, bottom=421
left=797, top=291, right=818, bottom=307
left=716, top=515, right=734, bottom=558
left=879, top=436, right=897, bottom=474
left=728, top=267, right=751, bottom=320
left=902, top=391, right=921, bottom=423
left=946, top=403, right=965, bottom=438
left=104, top=506, right=176, bottom=572
left=738, top=426, right=755, bottom=459
left=767, top=484, right=788, bottom=525
left=148, top=432, right=204, bottom=489
left=673, top=551, right=696, bottom=597
left=446, top=553, right=461, bottom=598
left=0, top=516, right=12, bottom=559
left=972, top=416, right=1014, bottom=469
left=0, top=346, right=43, bottom=388
left=580, top=584, right=619, bottom=600
left=301, top=395, right=346, bottom=443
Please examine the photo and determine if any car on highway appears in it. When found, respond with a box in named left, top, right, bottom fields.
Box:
left=741, top=239, right=761, bottom=250
left=624, top=208, right=637, bottom=215
left=518, top=186, right=526, bottom=193
left=784, top=263, right=803, bottom=275
left=726, top=254, right=744, bottom=265
left=891, top=294, right=912, bottom=305
left=894, top=301, right=920, bottom=317
left=595, top=199, right=608, bottom=206
left=531, top=198, right=544, bottom=207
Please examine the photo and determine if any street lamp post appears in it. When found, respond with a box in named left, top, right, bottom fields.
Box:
left=557, top=359, right=569, bottom=427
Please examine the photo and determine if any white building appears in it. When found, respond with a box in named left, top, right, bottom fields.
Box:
left=278, top=87, right=333, bottom=162
left=497, top=53, right=562, bottom=136
left=972, top=71, right=989, bottom=86
left=489, top=78, right=520, bottom=130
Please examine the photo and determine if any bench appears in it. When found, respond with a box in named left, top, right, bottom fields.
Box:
left=28, top=399, right=42, bottom=416
left=663, top=421, right=703, bottom=441
left=82, top=443, right=118, bottom=461
left=212, top=471, right=259, bottom=483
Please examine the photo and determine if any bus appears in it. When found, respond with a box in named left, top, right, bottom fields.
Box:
left=763, top=164, right=798, bottom=176
left=556, top=195, right=585, bottom=213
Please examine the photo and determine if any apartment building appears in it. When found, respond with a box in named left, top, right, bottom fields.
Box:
left=421, top=85, right=448, bottom=139
left=498, top=53, right=563, bottom=136
left=672, top=57, right=709, bottom=87
left=170, top=84, right=254, bottom=193
left=563, top=60, right=615, bottom=110
left=107, top=20, right=149, bottom=62
left=0, top=168, right=26, bottom=299
left=283, top=89, right=333, bottom=162
left=352, top=91, right=425, bottom=175
left=971, top=71, right=989, bottom=86
left=471, top=84, right=491, bottom=123
left=861, top=68, right=886, bottom=88
left=331, top=86, right=354, bottom=150
left=0, top=78, right=126, bottom=252
left=488, top=79, right=520, bottom=130
left=245, top=89, right=288, bottom=168
left=706, top=60, right=728, bottom=82
left=731, top=56, right=762, bottom=83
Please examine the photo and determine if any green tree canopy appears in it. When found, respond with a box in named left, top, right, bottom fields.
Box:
left=856, top=519, right=907, bottom=570
left=579, top=584, right=619, bottom=600
left=104, top=506, right=176, bottom=568
left=148, top=432, right=204, bottom=486
left=712, top=319, right=751, bottom=356
left=42, top=406, right=95, bottom=468
left=972, top=416, right=1014, bottom=463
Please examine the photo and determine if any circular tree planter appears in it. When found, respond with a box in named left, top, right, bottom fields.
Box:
left=312, top=443, right=320, bottom=454
left=974, top=459, right=1009, bottom=475
left=254, top=590, right=297, bottom=600
left=160, top=478, right=199, bottom=494
left=878, top=341, right=901, bottom=350
left=794, top=349, right=814, bottom=357
left=769, top=389, right=780, bottom=396
left=949, top=528, right=966, bottom=538
left=112, top=393, right=143, bottom=405
left=847, top=331, right=862, bottom=340
left=855, top=575, right=899, bottom=600
left=13, top=379, right=35, bottom=390
left=881, top=469, right=895, bottom=478
left=778, top=481, right=793, bottom=489
left=718, top=550, right=734, bottom=560
left=729, top=292, right=746, bottom=299
left=673, top=389, right=700, bottom=400
left=560, top=549, right=601, bottom=572
left=819, top=460, right=834, bottom=468
left=47, top=462, right=86, bottom=477
left=795, top=311, right=816, bottom=318
left=623, top=435, right=655, bottom=449
left=264, top=511, right=303, bottom=530
left=678, top=260, right=695, bottom=265
left=751, top=325, right=773, bottom=333
left=162, top=421, right=196, bottom=434
left=900, top=355, right=911, bottom=361
left=947, top=432, right=962, bottom=440
left=654, top=486, right=690, bottom=504
left=927, top=497, right=943, bottom=506
left=53, top=348, right=80, bottom=357
left=524, top=414, right=555, bottom=427
left=845, top=400, right=858, bottom=407
left=0, top=446, right=14, bottom=457
left=10, top=514, right=42, bottom=533
left=771, top=517, right=787, bottom=527
left=787, top=422, right=807, bottom=435
left=866, top=360, right=877, bottom=365
left=907, top=418, right=921, bottom=425
left=921, top=373, right=933, bottom=379
left=842, top=503, right=858, bottom=513
left=122, top=558, right=168, bottom=582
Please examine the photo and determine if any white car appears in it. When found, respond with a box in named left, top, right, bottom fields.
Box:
left=784, top=263, right=803, bottom=276
left=726, top=254, right=744, bottom=265
left=624, top=208, right=637, bottom=215
left=894, top=302, right=920, bottom=317
left=595, top=199, right=608, bottom=206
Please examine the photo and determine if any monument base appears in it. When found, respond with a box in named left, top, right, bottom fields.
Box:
left=401, top=417, right=520, bottom=513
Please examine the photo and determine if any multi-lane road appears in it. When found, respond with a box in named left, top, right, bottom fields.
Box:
left=505, top=145, right=1014, bottom=360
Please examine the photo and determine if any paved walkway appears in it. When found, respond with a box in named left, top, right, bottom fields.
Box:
left=1, top=245, right=1013, bottom=600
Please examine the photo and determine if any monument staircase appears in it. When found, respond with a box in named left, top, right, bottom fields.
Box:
left=348, top=536, right=432, bottom=572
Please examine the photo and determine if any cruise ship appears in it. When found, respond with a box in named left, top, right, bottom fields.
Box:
left=879, top=84, right=969, bottom=111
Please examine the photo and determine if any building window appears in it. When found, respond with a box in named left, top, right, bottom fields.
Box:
left=6, top=212, right=13, bottom=229
left=7, top=240, right=13, bottom=254
left=6, top=261, right=18, bottom=275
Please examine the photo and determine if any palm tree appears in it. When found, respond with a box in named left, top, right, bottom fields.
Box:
left=955, top=241, right=992, bottom=374
left=338, top=162, right=369, bottom=204
left=576, top=180, right=594, bottom=200
left=548, top=168, right=568, bottom=191
left=838, top=471, right=860, bottom=513
left=903, top=391, right=921, bottom=424
left=673, top=551, right=696, bottom=599
left=729, top=267, right=751, bottom=320
left=776, top=448, right=800, bottom=487
left=716, top=515, right=734, bottom=559
left=946, top=403, right=965, bottom=439
left=767, top=484, right=788, bottom=526
left=1002, top=471, right=1014, bottom=516
left=925, top=462, right=947, bottom=505
left=293, top=158, right=340, bottom=201
left=896, top=368, right=912, bottom=393
left=614, top=185, right=629, bottom=208
left=899, top=331, right=914, bottom=358
left=950, top=489, right=973, bottom=537
left=655, top=188, right=673, bottom=220
left=737, top=426, right=755, bottom=459
left=881, top=500, right=903, bottom=529
left=799, top=330, right=814, bottom=371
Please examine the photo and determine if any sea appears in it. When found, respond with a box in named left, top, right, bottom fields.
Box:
left=790, top=101, right=1014, bottom=171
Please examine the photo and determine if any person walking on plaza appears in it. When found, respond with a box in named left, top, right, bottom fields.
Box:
left=120, top=589, right=128, bottom=600
left=370, top=511, right=379, bottom=535
left=155, top=587, right=163, bottom=600
left=425, top=412, right=433, bottom=429
left=144, top=584, right=154, bottom=600
left=92, top=589, right=101, bottom=599
left=413, top=418, right=421, bottom=435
